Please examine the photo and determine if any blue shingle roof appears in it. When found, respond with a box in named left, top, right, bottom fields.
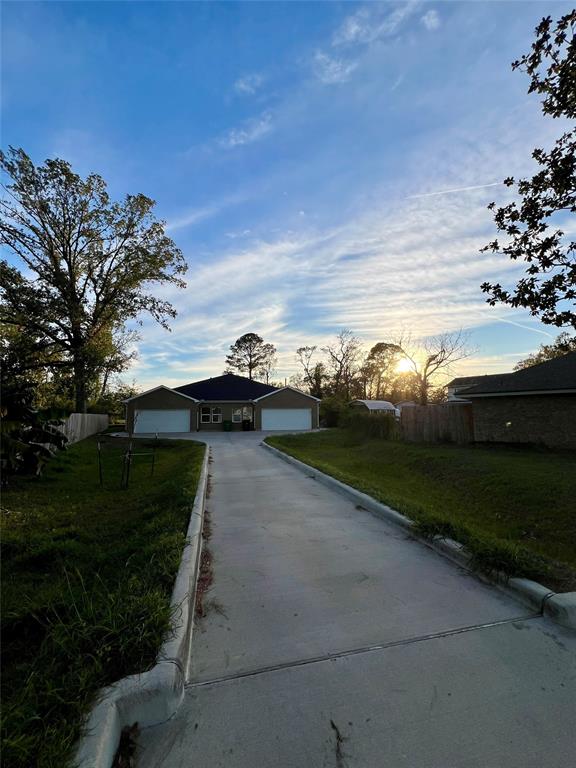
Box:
left=174, top=373, right=278, bottom=401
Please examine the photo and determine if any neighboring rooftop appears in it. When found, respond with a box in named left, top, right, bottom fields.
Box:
left=174, top=373, right=278, bottom=401
left=448, top=374, right=506, bottom=390
left=459, top=352, right=576, bottom=397
left=350, top=399, right=397, bottom=411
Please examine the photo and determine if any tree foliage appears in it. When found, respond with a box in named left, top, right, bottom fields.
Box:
left=0, top=367, right=68, bottom=479
left=360, top=342, right=401, bottom=399
left=225, top=332, right=277, bottom=380
left=513, top=331, right=576, bottom=370
left=295, top=346, right=328, bottom=398
left=481, top=11, right=576, bottom=328
left=0, top=148, right=187, bottom=411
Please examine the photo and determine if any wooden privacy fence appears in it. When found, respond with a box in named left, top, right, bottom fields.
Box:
left=400, top=404, right=473, bottom=444
left=60, top=413, right=109, bottom=445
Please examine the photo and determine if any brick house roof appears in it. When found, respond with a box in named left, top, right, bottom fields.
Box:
left=458, top=352, right=576, bottom=397
left=174, top=373, right=278, bottom=401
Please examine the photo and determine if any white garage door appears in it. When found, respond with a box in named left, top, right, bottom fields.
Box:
left=134, top=409, right=190, bottom=433
left=261, top=408, right=311, bottom=430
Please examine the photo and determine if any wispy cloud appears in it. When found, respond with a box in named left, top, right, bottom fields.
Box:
left=312, top=51, right=357, bottom=85
left=312, top=2, right=419, bottom=86
left=234, top=73, right=264, bottom=95
left=131, top=106, right=557, bottom=390
left=218, top=111, right=273, bottom=149
left=332, top=2, right=419, bottom=47
left=421, top=9, right=440, bottom=32
left=165, top=204, right=220, bottom=232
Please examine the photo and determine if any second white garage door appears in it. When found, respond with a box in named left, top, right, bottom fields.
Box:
left=134, top=409, right=190, bottom=433
left=261, top=408, right=311, bottom=430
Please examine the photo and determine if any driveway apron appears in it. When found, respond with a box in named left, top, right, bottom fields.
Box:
left=137, top=433, right=576, bottom=768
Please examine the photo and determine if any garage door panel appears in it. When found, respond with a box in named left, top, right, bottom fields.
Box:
left=134, top=409, right=190, bottom=433
left=261, top=408, right=311, bottom=430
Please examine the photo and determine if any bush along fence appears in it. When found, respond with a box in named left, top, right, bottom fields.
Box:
left=400, top=403, right=473, bottom=444
left=60, top=413, right=109, bottom=445
left=341, top=411, right=400, bottom=441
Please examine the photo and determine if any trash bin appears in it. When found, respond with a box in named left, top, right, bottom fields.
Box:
left=223, top=420, right=232, bottom=432
left=242, top=419, right=251, bottom=431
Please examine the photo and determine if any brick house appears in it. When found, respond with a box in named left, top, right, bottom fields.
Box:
left=455, top=352, right=576, bottom=449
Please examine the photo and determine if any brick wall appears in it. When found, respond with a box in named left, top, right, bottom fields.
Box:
left=471, top=394, right=576, bottom=448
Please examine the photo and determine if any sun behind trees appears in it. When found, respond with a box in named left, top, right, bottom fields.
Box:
left=293, top=329, right=471, bottom=406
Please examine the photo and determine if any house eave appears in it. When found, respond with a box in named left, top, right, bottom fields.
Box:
left=123, top=385, right=199, bottom=404
left=253, top=386, right=321, bottom=402
left=465, top=388, right=576, bottom=398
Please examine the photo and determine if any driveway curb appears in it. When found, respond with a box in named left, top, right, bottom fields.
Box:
left=75, top=446, right=210, bottom=768
left=262, top=442, right=574, bottom=628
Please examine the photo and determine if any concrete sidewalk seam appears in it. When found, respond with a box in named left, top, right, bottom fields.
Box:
left=74, top=446, right=210, bottom=768
left=187, top=613, right=540, bottom=689
left=261, top=441, right=576, bottom=629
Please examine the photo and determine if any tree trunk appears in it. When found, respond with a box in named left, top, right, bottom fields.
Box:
left=73, top=353, right=88, bottom=413
left=419, top=379, right=429, bottom=406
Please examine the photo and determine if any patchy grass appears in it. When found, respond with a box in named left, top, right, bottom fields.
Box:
left=266, top=430, right=576, bottom=591
left=1, top=436, right=204, bottom=768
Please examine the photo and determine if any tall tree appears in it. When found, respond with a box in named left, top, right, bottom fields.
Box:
left=360, top=342, right=401, bottom=399
left=0, top=148, right=187, bottom=411
left=395, top=331, right=471, bottom=405
left=513, top=331, right=576, bottom=370
left=481, top=11, right=576, bottom=328
left=295, top=345, right=327, bottom=398
left=225, top=332, right=276, bottom=380
left=322, top=329, right=362, bottom=400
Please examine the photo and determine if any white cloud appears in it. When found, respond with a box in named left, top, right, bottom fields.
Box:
left=128, top=97, right=558, bottom=391
left=332, top=2, right=419, bottom=47
left=234, top=73, right=264, bottom=95
left=421, top=9, right=440, bottom=32
left=218, top=111, right=273, bottom=149
left=312, top=51, right=357, bottom=85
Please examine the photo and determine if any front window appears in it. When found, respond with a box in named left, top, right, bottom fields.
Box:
left=200, top=406, right=211, bottom=423
left=242, top=406, right=253, bottom=421
left=211, top=406, right=222, bottom=423
left=232, top=408, right=242, bottom=423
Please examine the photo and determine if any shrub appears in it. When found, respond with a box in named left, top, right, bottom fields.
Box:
left=341, top=411, right=399, bottom=441
left=319, top=396, right=348, bottom=427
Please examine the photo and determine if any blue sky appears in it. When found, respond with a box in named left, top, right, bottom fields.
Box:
left=2, top=1, right=568, bottom=389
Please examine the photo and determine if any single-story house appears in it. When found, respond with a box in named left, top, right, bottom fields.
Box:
left=349, top=400, right=400, bottom=418
left=457, top=352, right=576, bottom=448
left=125, top=373, right=320, bottom=434
left=447, top=374, right=506, bottom=402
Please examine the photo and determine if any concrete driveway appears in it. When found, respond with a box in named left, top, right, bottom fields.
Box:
left=137, top=432, right=576, bottom=767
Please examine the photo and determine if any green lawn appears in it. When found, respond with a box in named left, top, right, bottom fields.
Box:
left=266, top=430, right=576, bottom=591
left=1, top=435, right=204, bottom=768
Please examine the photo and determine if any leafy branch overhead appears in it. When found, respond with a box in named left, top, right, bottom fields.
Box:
left=481, top=11, right=576, bottom=328
left=0, top=148, right=187, bottom=411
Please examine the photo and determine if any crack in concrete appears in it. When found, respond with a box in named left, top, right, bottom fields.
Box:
left=330, top=719, right=350, bottom=768
left=186, top=613, right=541, bottom=688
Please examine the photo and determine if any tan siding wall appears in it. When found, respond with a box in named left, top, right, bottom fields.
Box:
left=126, top=389, right=196, bottom=433
left=471, top=394, right=576, bottom=448
left=254, top=390, right=319, bottom=429
left=197, top=402, right=253, bottom=431
left=126, top=388, right=320, bottom=433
